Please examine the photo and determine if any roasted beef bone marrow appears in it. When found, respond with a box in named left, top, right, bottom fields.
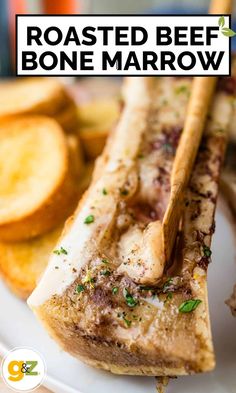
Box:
left=28, top=69, right=234, bottom=376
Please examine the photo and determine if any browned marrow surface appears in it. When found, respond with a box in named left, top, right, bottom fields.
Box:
left=28, top=59, right=236, bottom=376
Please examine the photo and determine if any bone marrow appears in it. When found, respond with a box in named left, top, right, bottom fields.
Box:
left=28, top=59, right=235, bottom=376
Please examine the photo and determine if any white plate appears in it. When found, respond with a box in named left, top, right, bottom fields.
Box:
left=0, top=197, right=235, bottom=393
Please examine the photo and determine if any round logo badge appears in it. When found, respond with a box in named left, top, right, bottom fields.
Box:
left=1, top=347, right=46, bottom=391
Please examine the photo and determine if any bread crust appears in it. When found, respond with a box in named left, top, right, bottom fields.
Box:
left=0, top=116, right=82, bottom=241
left=0, top=226, right=62, bottom=299
left=0, top=78, right=72, bottom=120
left=0, top=161, right=93, bottom=298
left=55, top=103, right=79, bottom=133
left=78, top=100, right=120, bottom=159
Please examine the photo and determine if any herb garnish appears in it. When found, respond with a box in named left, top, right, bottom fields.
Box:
left=166, top=292, right=173, bottom=300
left=84, top=214, right=94, bottom=224
left=112, top=287, right=119, bottom=295
left=175, top=85, right=189, bottom=95
left=203, top=245, right=212, bottom=258
left=120, top=189, right=129, bottom=196
left=123, top=288, right=138, bottom=308
left=117, top=311, right=132, bottom=327
left=76, top=284, right=85, bottom=293
left=163, top=277, right=173, bottom=292
left=179, top=299, right=202, bottom=313
left=123, top=318, right=132, bottom=327
left=82, top=269, right=95, bottom=287
left=102, top=258, right=109, bottom=264
left=53, top=246, right=68, bottom=255
left=100, top=269, right=111, bottom=276
left=102, top=188, right=108, bottom=195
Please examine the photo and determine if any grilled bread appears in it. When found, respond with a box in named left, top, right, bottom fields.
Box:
left=0, top=160, right=93, bottom=299
left=0, top=116, right=81, bottom=241
left=0, top=78, right=72, bottom=120
left=28, top=65, right=235, bottom=375
left=78, top=100, right=120, bottom=159
left=0, top=226, right=62, bottom=299
left=55, top=102, right=79, bottom=133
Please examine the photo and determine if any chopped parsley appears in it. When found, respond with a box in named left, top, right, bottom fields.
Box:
left=101, top=258, right=109, bottom=264
left=82, top=269, right=95, bottom=286
left=163, top=277, right=173, bottom=292
left=179, top=299, right=202, bottom=313
left=53, top=246, right=68, bottom=256
left=120, top=188, right=129, bottom=196
left=76, top=284, right=85, bottom=293
left=166, top=292, right=173, bottom=300
left=117, top=312, right=131, bottom=325
left=123, top=288, right=138, bottom=308
left=203, top=245, right=212, bottom=258
left=100, top=269, right=111, bottom=276
left=112, top=287, right=119, bottom=295
left=84, top=214, right=94, bottom=224
left=123, top=318, right=132, bottom=327
left=175, top=85, right=189, bottom=95
left=102, top=188, right=108, bottom=195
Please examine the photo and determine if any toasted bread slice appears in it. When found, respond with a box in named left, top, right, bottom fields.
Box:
left=0, top=161, right=93, bottom=299
left=28, top=71, right=233, bottom=376
left=55, top=103, right=79, bottom=133
left=78, top=100, right=120, bottom=159
left=0, top=78, right=72, bottom=120
left=0, top=226, right=62, bottom=299
left=0, top=116, right=82, bottom=241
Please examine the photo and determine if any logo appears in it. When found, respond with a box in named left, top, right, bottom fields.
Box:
left=1, top=347, right=46, bottom=391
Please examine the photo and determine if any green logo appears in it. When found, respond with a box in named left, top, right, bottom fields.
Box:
left=218, top=16, right=236, bottom=37
left=24, top=360, right=39, bottom=376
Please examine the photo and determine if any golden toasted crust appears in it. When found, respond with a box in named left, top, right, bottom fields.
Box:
left=0, top=78, right=72, bottom=120
left=78, top=100, right=120, bottom=159
left=0, top=116, right=82, bottom=241
left=0, top=162, right=93, bottom=299
left=55, top=103, right=79, bottom=133
left=0, top=226, right=62, bottom=299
